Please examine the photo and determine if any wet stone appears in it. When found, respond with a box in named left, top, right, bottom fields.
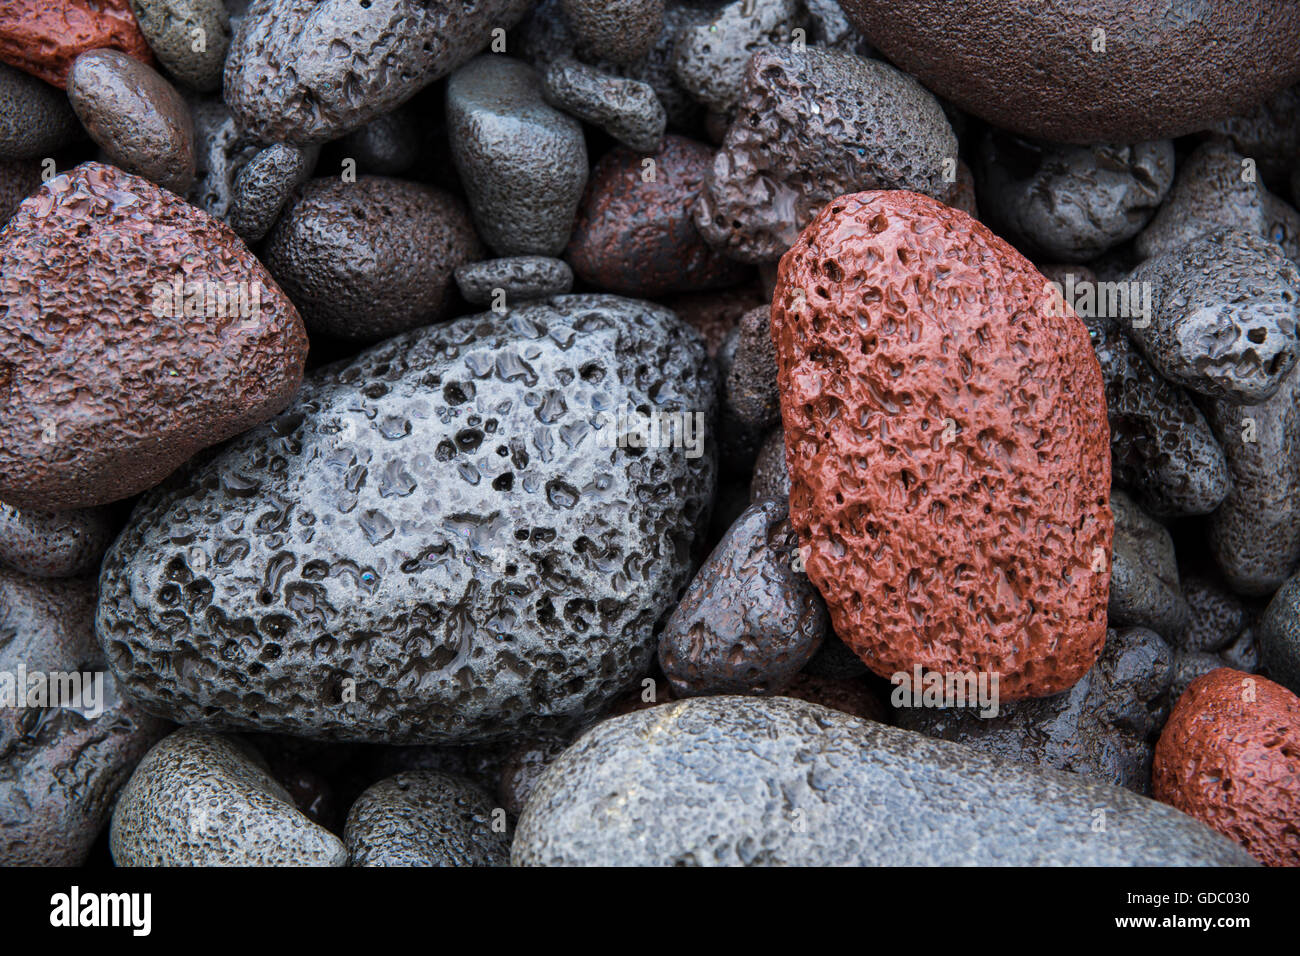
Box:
left=721, top=305, right=780, bottom=465
left=672, top=0, right=805, bottom=117
left=1259, top=573, right=1300, bottom=695
left=748, top=427, right=791, bottom=505
left=561, top=0, right=663, bottom=65
left=498, top=734, right=573, bottom=818
left=129, top=0, right=231, bottom=92
left=0, top=63, right=82, bottom=160
left=187, top=98, right=261, bottom=220
left=1173, top=575, right=1250, bottom=653
left=0, top=0, right=155, bottom=88
left=228, top=142, right=316, bottom=243
left=0, top=503, right=116, bottom=579
left=1108, top=491, right=1188, bottom=638
left=543, top=56, right=666, bottom=153
left=454, top=257, right=574, bottom=307
left=333, top=104, right=422, bottom=177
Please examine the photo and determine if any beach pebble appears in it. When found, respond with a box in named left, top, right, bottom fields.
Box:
left=672, top=0, right=804, bottom=116
left=1108, top=491, right=1188, bottom=638
left=0, top=63, right=82, bottom=160
left=1258, top=573, right=1300, bottom=695
left=543, top=57, right=666, bottom=152
left=188, top=98, right=260, bottom=220
left=129, top=0, right=230, bottom=91
left=0, top=503, right=116, bottom=578
left=721, top=305, right=780, bottom=463
left=1174, top=575, right=1251, bottom=653
left=562, top=0, right=663, bottom=64
left=454, top=256, right=573, bottom=307
left=228, top=142, right=316, bottom=242
left=748, top=427, right=791, bottom=505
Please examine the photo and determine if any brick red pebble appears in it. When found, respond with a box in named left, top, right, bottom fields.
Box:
left=0, top=0, right=153, bottom=88
left=772, top=190, right=1112, bottom=701
left=1152, top=668, right=1300, bottom=867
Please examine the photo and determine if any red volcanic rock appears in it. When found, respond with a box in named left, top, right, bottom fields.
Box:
left=1152, top=668, right=1300, bottom=867
left=0, top=162, right=308, bottom=510
left=566, top=136, right=748, bottom=297
left=0, top=0, right=153, bottom=88
left=772, top=190, right=1112, bottom=701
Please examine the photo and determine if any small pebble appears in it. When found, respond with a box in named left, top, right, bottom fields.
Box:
left=721, top=305, right=780, bottom=464
left=748, top=427, right=791, bottom=505
left=1108, top=491, right=1188, bottom=638
left=454, top=256, right=573, bottom=307
left=0, top=502, right=116, bottom=578
left=1258, top=573, right=1300, bottom=695
left=228, top=142, right=317, bottom=242
left=543, top=56, right=666, bottom=152
left=562, top=0, right=664, bottom=64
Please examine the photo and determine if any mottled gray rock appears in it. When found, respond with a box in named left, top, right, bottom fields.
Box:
left=562, top=0, right=664, bottom=64
left=978, top=133, right=1174, bottom=262
left=110, top=728, right=345, bottom=866
left=130, top=0, right=231, bottom=91
left=0, top=158, right=39, bottom=226
left=188, top=98, right=261, bottom=220
left=659, top=499, right=826, bottom=696
left=0, top=63, right=82, bottom=160
left=695, top=46, right=956, bottom=263
left=0, top=572, right=169, bottom=865
left=1173, top=575, right=1250, bottom=653
left=543, top=57, right=666, bottom=152
left=672, top=0, right=805, bottom=116
left=448, top=56, right=588, bottom=257
left=1221, top=626, right=1261, bottom=672
left=66, top=49, right=195, bottom=195
left=0, top=503, right=115, bottom=579
left=749, top=427, right=790, bottom=504
left=1211, top=84, right=1300, bottom=190
left=96, top=295, right=716, bottom=743
left=263, top=176, right=481, bottom=341
left=454, top=257, right=574, bottom=307
left=1108, top=491, right=1187, bottom=637
left=1169, top=650, right=1228, bottom=704
left=228, top=142, right=316, bottom=242
left=513, top=695, right=1255, bottom=865
left=897, top=627, right=1173, bottom=795
left=344, top=771, right=511, bottom=866
left=722, top=305, right=780, bottom=464
left=224, top=0, right=534, bottom=144
left=498, top=734, right=572, bottom=817
left=1259, top=573, right=1300, bottom=695
left=1126, top=229, right=1300, bottom=404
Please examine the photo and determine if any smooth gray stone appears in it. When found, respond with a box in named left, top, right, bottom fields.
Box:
left=513, top=695, right=1256, bottom=866
left=1259, top=573, right=1300, bottom=695
left=0, top=63, right=82, bottom=160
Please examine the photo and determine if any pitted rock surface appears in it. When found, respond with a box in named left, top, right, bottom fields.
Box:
left=561, top=0, right=663, bottom=64
left=0, top=0, right=155, bottom=88
left=1126, top=229, right=1300, bottom=405
left=129, top=0, right=230, bottom=91
left=543, top=57, right=666, bottom=153
left=0, top=63, right=81, bottom=160
left=513, top=695, right=1255, bottom=866
left=838, top=0, right=1300, bottom=144
left=110, top=727, right=346, bottom=865
left=345, top=771, right=511, bottom=867
left=1152, top=668, right=1300, bottom=867
left=672, top=0, right=804, bottom=117
left=0, top=503, right=115, bottom=578
left=1259, top=574, right=1300, bottom=695
left=96, top=295, right=716, bottom=743
left=1108, top=491, right=1187, bottom=638
left=188, top=98, right=261, bottom=221
left=263, top=176, right=481, bottom=342
left=772, top=191, right=1112, bottom=700
left=695, top=46, right=956, bottom=264
left=223, top=0, right=533, bottom=144
left=749, top=427, right=791, bottom=505
left=1212, top=85, right=1300, bottom=190
left=455, top=257, right=574, bottom=307
left=1175, top=575, right=1250, bottom=654
left=0, top=571, right=169, bottom=865
left=722, top=305, right=780, bottom=464
left=228, top=143, right=316, bottom=242
left=567, top=136, right=746, bottom=297
left=659, top=499, right=826, bottom=696
left=0, top=162, right=308, bottom=511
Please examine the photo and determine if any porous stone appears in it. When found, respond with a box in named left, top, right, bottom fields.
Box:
left=1108, top=491, right=1188, bottom=637
left=0, top=571, right=169, bottom=865
left=562, top=0, right=663, bottom=64
left=1222, top=627, right=1262, bottom=673
left=448, top=56, right=588, bottom=257
left=1152, top=668, right=1300, bottom=867
left=749, top=427, right=791, bottom=505
left=897, top=626, right=1172, bottom=794
left=543, top=57, right=666, bottom=152
left=0, top=162, right=308, bottom=511
left=333, top=104, right=421, bottom=177
left=263, top=176, right=481, bottom=342
left=1170, top=649, right=1228, bottom=705
left=344, top=771, right=511, bottom=867
left=773, top=191, right=1112, bottom=700
left=1212, top=85, right=1300, bottom=191
left=96, top=295, right=716, bottom=742
left=110, top=727, right=346, bottom=866
left=1174, top=575, right=1250, bottom=653
left=780, top=673, right=885, bottom=722
left=695, top=46, right=957, bottom=263
left=0, top=63, right=82, bottom=160
left=1259, top=573, right=1300, bottom=695
left=224, top=0, right=533, bottom=144
left=659, top=499, right=827, bottom=696
left=568, top=136, right=745, bottom=297
left=454, top=257, right=573, bottom=307
left=663, top=284, right=765, bottom=359
left=0, top=0, right=154, bottom=88
left=228, top=142, right=316, bottom=242
left=0, top=503, right=115, bottom=578
left=672, top=0, right=804, bottom=116
left=188, top=98, right=260, bottom=220
left=514, top=695, right=1255, bottom=865
left=0, top=158, right=39, bottom=225
left=722, top=305, right=780, bottom=463
left=66, top=49, right=195, bottom=195
left=837, top=1, right=1300, bottom=144
left=129, top=0, right=230, bottom=91
left=498, top=734, right=572, bottom=817
left=977, top=132, right=1174, bottom=263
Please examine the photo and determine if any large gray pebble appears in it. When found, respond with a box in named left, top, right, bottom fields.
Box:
left=1258, top=572, right=1300, bottom=694
left=1108, top=491, right=1188, bottom=637
left=543, top=57, right=666, bottom=152
left=0, top=63, right=82, bottom=160
left=130, top=0, right=231, bottom=92
left=0, top=502, right=115, bottom=579
left=672, top=0, right=804, bottom=116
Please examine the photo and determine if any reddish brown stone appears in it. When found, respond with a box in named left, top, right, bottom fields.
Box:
left=781, top=673, right=888, bottom=723
left=772, top=190, right=1112, bottom=701
left=1152, top=668, right=1300, bottom=867
left=567, top=136, right=748, bottom=297
left=0, top=162, right=308, bottom=510
left=0, top=0, right=153, bottom=88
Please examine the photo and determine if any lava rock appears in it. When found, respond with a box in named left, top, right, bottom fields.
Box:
left=1222, top=627, right=1263, bottom=672
left=514, top=695, right=1255, bottom=865
left=1153, top=668, right=1300, bottom=866
left=110, top=727, right=346, bottom=866
left=1174, top=575, right=1250, bottom=653
left=228, top=142, right=316, bottom=242
left=773, top=191, right=1113, bottom=700
left=672, top=0, right=804, bottom=116
left=333, top=105, right=422, bottom=177
left=0, top=63, right=82, bottom=160
left=129, top=0, right=230, bottom=91
left=977, top=133, right=1174, bottom=262
left=780, top=673, right=886, bottom=722
left=66, top=49, right=195, bottom=195
left=263, top=176, right=480, bottom=342
left=722, top=305, right=780, bottom=463
left=1108, top=491, right=1188, bottom=637
left=837, top=1, right=1300, bottom=143
left=664, top=284, right=766, bottom=359
left=543, top=57, right=666, bottom=152
left=0, top=158, right=39, bottom=225
left=1212, top=84, right=1300, bottom=191
left=695, top=46, right=957, bottom=263
left=448, top=56, right=588, bottom=257
left=1169, top=649, right=1227, bottom=705
left=0, top=503, right=115, bottom=578
left=454, top=257, right=574, bottom=307
left=562, top=0, right=663, bottom=64
left=749, top=427, right=791, bottom=504
left=224, top=0, right=533, bottom=144
left=1126, top=230, right=1300, bottom=404
left=0, top=162, right=308, bottom=511
left=659, top=499, right=827, bottom=696
left=568, top=136, right=746, bottom=297
left=344, top=771, right=511, bottom=867
left=188, top=98, right=260, bottom=220
left=96, top=295, right=716, bottom=742
left=498, top=735, right=572, bottom=818
left=0, top=0, right=155, bottom=88
left=1259, top=574, right=1300, bottom=695
left=0, top=572, right=169, bottom=865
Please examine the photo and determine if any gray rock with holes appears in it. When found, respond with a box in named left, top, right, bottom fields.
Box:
left=0, top=502, right=116, bottom=579
left=96, top=295, right=716, bottom=743
left=542, top=57, right=666, bottom=152
left=454, top=257, right=574, bottom=306
left=129, top=0, right=231, bottom=92
left=1108, top=491, right=1188, bottom=637
left=229, top=142, right=317, bottom=242
left=1258, top=572, right=1300, bottom=695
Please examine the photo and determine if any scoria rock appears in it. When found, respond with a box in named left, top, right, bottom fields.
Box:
left=772, top=191, right=1112, bottom=700
left=1108, top=491, right=1188, bottom=638
left=562, top=0, right=663, bottom=64
left=0, top=0, right=154, bottom=88
left=455, top=257, right=574, bottom=307
left=1259, top=574, right=1300, bottom=695
left=749, top=427, right=791, bottom=505
left=672, top=0, right=805, bottom=116
left=188, top=98, right=261, bottom=220
left=0, top=63, right=81, bottom=160
left=129, top=0, right=230, bottom=91
left=542, top=56, right=666, bottom=153
left=228, top=142, right=316, bottom=242
left=0, top=503, right=115, bottom=578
